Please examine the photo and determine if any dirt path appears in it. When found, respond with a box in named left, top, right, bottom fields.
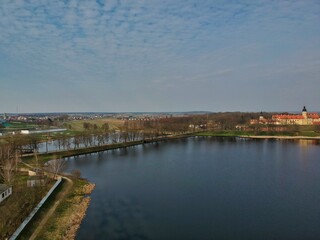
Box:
left=29, top=176, right=73, bottom=240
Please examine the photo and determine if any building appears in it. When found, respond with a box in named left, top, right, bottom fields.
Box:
left=0, top=184, right=12, bottom=203
left=272, top=106, right=320, bottom=125
left=27, top=176, right=46, bottom=187
left=251, top=107, right=320, bottom=125
left=20, top=128, right=67, bottom=134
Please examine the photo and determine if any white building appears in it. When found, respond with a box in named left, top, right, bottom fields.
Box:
left=0, top=184, right=12, bottom=203
left=21, top=128, right=67, bottom=135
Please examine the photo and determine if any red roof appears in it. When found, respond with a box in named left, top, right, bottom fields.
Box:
left=307, top=113, right=319, bottom=119
left=272, top=114, right=304, bottom=119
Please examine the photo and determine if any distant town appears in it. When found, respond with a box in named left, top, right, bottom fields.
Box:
left=1, top=107, right=320, bottom=239
left=1, top=107, right=320, bottom=137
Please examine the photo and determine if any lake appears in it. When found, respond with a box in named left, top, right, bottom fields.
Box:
left=65, top=137, right=320, bottom=240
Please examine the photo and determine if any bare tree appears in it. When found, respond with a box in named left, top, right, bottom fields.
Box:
left=96, top=134, right=105, bottom=146
left=73, top=135, right=81, bottom=150
left=46, top=157, right=66, bottom=179
left=0, top=145, right=19, bottom=185
left=111, top=131, right=119, bottom=143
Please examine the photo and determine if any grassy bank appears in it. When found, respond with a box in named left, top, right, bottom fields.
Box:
left=195, top=131, right=320, bottom=138
left=17, top=178, right=95, bottom=240
left=31, top=179, right=94, bottom=240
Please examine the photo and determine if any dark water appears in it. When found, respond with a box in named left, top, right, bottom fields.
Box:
left=65, top=137, right=320, bottom=240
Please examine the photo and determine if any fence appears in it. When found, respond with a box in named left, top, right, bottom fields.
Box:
left=9, top=178, right=62, bottom=240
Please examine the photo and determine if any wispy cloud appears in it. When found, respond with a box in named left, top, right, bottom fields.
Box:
left=0, top=0, right=319, bottom=112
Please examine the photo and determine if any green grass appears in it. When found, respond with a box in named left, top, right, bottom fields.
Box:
left=196, top=131, right=249, bottom=137
left=196, top=130, right=320, bottom=137
left=5, top=122, right=37, bottom=130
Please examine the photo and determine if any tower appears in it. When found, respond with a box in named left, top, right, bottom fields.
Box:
left=259, top=111, right=264, bottom=121
left=302, top=106, right=308, bottom=125
left=302, top=106, right=307, bottom=118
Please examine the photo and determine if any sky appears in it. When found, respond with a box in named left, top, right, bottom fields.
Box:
left=0, top=0, right=319, bottom=113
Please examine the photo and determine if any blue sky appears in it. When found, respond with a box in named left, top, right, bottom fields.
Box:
left=0, top=0, right=319, bottom=113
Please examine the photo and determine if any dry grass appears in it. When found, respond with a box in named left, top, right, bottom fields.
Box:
left=68, top=118, right=124, bottom=131
left=33, top=180, right=95, bottom=240
left=0, top=175, right=54, bottom=240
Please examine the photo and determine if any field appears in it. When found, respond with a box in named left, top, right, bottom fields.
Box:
left=67, top=118, right=124, bottom=131
left=2, top=122, right=38, bottom=130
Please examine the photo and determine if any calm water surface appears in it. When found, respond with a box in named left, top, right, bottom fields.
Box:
left=65, top=137, right=320, bottom=240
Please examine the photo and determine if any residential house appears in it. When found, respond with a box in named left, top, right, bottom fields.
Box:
left=0, top=184, right=12, bottom=203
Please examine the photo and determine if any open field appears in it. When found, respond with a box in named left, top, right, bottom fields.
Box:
left=67, top=118, right=124, bottom=131
left=2, top=122, right=38, bottom=130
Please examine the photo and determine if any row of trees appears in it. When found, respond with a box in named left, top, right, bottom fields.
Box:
left=3, top=112, right=299, bottom=156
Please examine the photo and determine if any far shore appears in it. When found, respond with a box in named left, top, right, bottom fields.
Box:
left=195, top=132, right=320, bottom=140
left=18, top=131, right=319, bottom=239
left=238, top=135, right=320, bottom=140
left=21, top=132, right=320, bottom=163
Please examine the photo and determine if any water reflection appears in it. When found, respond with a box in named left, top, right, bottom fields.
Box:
left=296, top=139, right=320, bottom=146
left=64, top=138, right=320, bottom=240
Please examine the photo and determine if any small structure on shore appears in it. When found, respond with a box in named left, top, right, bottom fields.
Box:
left=27, top=176, right=47, bottom=187
left=0, top=184, right=12, bottom=203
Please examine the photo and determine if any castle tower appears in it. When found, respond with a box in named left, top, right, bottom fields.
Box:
left=302, top=106, right=308, bottom=125
left=302, top=106, right=307, bottom=118
left=259, top=112, right=264, bottom=121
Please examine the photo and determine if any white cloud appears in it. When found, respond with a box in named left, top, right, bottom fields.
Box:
left=0, top=0, right=319, bottom=112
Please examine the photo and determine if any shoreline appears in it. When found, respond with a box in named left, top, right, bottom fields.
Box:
left=238, top=135, right=320, bottom=140
left=195, top=132, right=320, bottom=140
left=21, top=132, right=320, bottom=166
left=63, top=183, right=95, bottom=240
left=47, top=132, right=320, bottom=239
left=23, top=179, right=96, bottom=240
left=55, top=133, right=320, bottom=238
left=20, top=132, right=319, bottom=239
